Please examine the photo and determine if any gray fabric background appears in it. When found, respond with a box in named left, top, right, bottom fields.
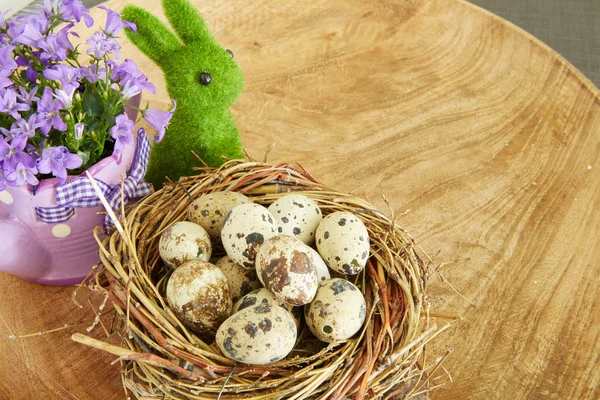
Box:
left=469, top=0, right=599, bottom=87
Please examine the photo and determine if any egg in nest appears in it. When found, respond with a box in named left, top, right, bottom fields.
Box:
left=255, top=236, right=319, bottom=306
left=166, top=260, right=232, bottom=335
left=159, top=221, right=212, bottom=269
left=305, top=278, right=366, bottom=342
left=216, top=300, right=297, bottom=364
left=221, top=203, right=278, bottom=269
left=268, top=194, right=322, bottom=245
left=188, top=192, right=250, bottom=241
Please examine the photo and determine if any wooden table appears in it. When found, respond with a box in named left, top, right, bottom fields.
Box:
left=1, top=0, right=598, bottom=398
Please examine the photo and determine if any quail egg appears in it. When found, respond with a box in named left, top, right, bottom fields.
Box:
left=305, top=278, right=366, bottom=342
left=233, top=288, right=302, bottom=330
left=166, top=260, right=232, bottom=335
left=268, top=194, right=322, bottom=245
left=255, top=236, right=319, bottom=306
left=215, top=256, right=262, bottom=303
left=221, top=203, right=278, bottom=269
left=306, top=246, right=331, bottom=282
left=216, top=300, right=297, bottom=364
left=315, top=212, right=370, bottom=275
left=159, top=221, right=212, bottom=268
left=188, top=191, right=250, bottom=241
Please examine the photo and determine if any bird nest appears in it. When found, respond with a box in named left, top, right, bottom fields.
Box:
left=73, top=160, right=450, bottom=400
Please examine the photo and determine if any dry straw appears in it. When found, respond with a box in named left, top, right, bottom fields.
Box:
left=73, top=159, right=451, bottom=399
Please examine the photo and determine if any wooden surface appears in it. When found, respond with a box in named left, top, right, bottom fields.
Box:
left=1, top=0, right=599, bottom=399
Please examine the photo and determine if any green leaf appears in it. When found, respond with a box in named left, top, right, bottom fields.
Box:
left=82, top=89, right=102, bottom=116
left=77, top=151, right=90, bottom=166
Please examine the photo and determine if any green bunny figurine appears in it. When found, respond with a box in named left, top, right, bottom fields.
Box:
left=122, top=0, right=245, bottom=188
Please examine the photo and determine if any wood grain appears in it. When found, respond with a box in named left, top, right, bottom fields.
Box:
left=0, top=0, right=598, bottom=399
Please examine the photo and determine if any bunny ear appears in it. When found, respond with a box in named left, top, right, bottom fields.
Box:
left=121, top=5, right=181, bottom=66
left=161, top=0, right=214, bottom=45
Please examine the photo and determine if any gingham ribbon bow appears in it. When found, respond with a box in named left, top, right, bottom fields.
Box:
left=36, top=128, right=153, bottom=230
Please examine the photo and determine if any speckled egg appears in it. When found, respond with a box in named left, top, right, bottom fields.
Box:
left=159, top=221, right=212, bottom=268
left=305, top=278, right=366, bottom=342
left=315, top=212, right=370, bottom=275
left=221, top=203, right=279, bottom=269
left=166, top=260, right=232, bottom=335
left=268, top=194, right=323, bottom=245
left=188, top=192, right=250, bottom=241
left=306, top=246, right=331, bottom=282
left=232, top=288, right=302, bottom=330
left=255, top=236, right=319, bottom=306
left=216, top=300, right=297, bottom=364
left=215, top=256, right=262, bottom=303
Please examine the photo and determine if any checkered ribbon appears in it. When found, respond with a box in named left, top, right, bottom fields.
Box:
left=35, top=128, right=153, bottom=230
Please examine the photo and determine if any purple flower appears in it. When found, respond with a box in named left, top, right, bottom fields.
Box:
left=49, top=66, right=80, bottom=87
left=0, top=9, right=9, bottom=30
left=60, top=23, right=77, bottom=47
left=18, top=18, right=73, bottom=62
left=0, top=88, right=30, bottom=119
left=53, top=86, right=75, bottom=108
left=81, top=64, right=106, bottom=83
left=17, top=86, right=40, bottom=105
left=26, top=67, right=38, bottom=83
left=0, top=46, right=18, bottom=77
left=36, top=87, right=66, bottom=134
left=119, top=80, right=141, bottom=100
left=37, top=146, right=82, bottom=182
left=109, top=59, right=155, bottom=94
left=43, top=65, right=81, bottom=92
left=0, top=165, right=6, bottom=191
left=5, top=162, right=38, bottom=186
left=43, top=0, right=61, bottom=15
left=99, top=6, right=135, bottom=36
left=86, top=31, right=120, bottom=59
left=0, top=77, right=12, bottom=89
left=0, top=134, right=34, bottom=169
left=110, top=113, right=134, bottom=154
left=144, top=99, right=176, bottom=143
left=0, top=127, right=12, bottom=139
left=14, top=25, right=41, bottom=48
left=14, top=15, right=48, bottom=47
left=74, top=122, right=84, bottom=139
left=6, top=17, right=26, bottom=43
left=12, top=114, right=42, bottom=138
left=38, top=34, right=68, bottom=62
left=61, top=0, right=94, bottom=27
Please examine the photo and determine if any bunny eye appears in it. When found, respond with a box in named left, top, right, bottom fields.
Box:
left=226, top=49, right=234, bottom=58
left=199, top=72, right=212, bottom=86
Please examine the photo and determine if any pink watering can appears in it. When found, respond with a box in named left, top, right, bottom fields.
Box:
left=0, top=113, right=152, bottom=286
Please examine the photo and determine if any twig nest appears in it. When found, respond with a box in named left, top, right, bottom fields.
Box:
left=268, top=194, right=322, bottom=245
left=159, top=221, right=212, bottom=268
left=166, top=260, right=232, bottom=335
left=305, top=278, right=367, bottom=342
left=221, top=203, right=278, bottom=268
left=214, top=256, right=262, bottom=303
left=216, top=300, right=297, bottom=365
left=315, top=211, right=370, bottom=275
left=89, top=161, right=437, bottom=399
left=255, top=236, right=319, bottom=306
left=188, top=192, right=250, bottom=240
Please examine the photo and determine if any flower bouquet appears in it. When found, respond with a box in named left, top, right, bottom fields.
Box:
left=0, top=0, right=174, bottom=285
